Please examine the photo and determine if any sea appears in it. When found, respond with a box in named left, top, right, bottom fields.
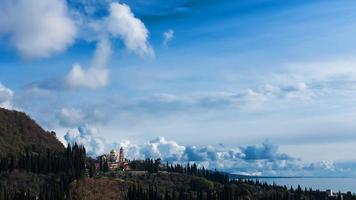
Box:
left=251, top=177, right=356, bottom=193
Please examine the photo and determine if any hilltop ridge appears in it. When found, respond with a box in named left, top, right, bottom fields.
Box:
left=0, top=108, right=64, bottom=155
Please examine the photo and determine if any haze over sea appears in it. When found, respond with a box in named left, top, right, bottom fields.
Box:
left=253, top=177, right=356, bottom=193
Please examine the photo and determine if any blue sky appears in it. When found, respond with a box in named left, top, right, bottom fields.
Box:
left=1, top=0, right=356, bottom=176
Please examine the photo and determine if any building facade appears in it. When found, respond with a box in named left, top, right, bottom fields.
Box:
left=100, top=147, right=129, bottom=171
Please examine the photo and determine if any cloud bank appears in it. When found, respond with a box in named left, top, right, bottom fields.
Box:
left=64, top=127, right=340, bottom=176
left=0, top=0, right=76, bottom=59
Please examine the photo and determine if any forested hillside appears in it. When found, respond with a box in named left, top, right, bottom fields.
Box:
left=0, top=108, right=64, bottom=155
left=0, top=108, right=87, bottom=199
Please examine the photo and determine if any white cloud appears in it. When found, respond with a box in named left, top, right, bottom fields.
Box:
left=0, top=0, right=76, bottom=59
left=27, top=2, right=154, bottom=90
left=105, top=2, right=154, bottom=57
left=163, top=29, right=174, bottom=46
left=65, top=125, right=106, bottom=157
left=65, top=64, right=110, bottom=89
left=140, top=137, right=186, bottom=161
left=28, top=38, right=111, bottom=91
left=65, top=37, right=111, bottom=89
left=0, top=82, right=14, bottom=109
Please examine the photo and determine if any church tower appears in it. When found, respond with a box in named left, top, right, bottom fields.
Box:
left=119, top=147, right=124, bottom=163
left=109, top=149, right=117, bottom=162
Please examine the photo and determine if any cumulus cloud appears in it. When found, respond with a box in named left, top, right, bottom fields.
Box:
left=140, top=137, right=186, bottom=162
left=65, top=38, right=111, bottom=89
left=28, top=38, right=111, bottom=90
left=63, top=2, right=154, bottom=89
left=64, top=130, right=186, bottom=160
left=104, top=2, right=154, bottom=56
left=105, top=2, right=154, bottom=57
left=28, top=1, right=154, bottom=90
left=163, top=29, right=174, bottom=46
left=64, top=126, right=107, bottom=157
left=240, top=140, right=293, bottom=161
left=65, top=64, right=110, bottom=89
left=0, top=0, right=76, bottom=59
left=73, top=1, right=154, bottom=57
left=0, top=82, right=14, bottom=109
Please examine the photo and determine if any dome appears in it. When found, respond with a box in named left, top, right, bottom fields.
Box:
left=110, top=149, right=117, bottom=154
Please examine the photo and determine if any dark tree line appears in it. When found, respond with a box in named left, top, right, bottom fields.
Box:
left=126, top=159, right=161, bottom=173
left=0, top=143, right=88, bottom=200
left=126, top=179, right=356, bottom=200
left=127, top=185, right=161, bottom=200
left=127, top=159, right=229, bottom=184
left=165, top=162, right=229, bottom=184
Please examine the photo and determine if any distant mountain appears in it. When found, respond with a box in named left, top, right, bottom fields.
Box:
left=0, top=108, right=64, bottom=155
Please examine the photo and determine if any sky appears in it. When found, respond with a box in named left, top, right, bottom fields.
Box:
left=1, top=0, right=356, bottom=176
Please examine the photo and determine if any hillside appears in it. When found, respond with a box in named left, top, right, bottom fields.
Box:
left=0, top=108, right=64, bottom=155
left=70, top=171, right=356, bottom=200
left=69, top=172, right=244, bottom=200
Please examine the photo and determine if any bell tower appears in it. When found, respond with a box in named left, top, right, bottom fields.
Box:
left=119, top=147, right=124, bottom=163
